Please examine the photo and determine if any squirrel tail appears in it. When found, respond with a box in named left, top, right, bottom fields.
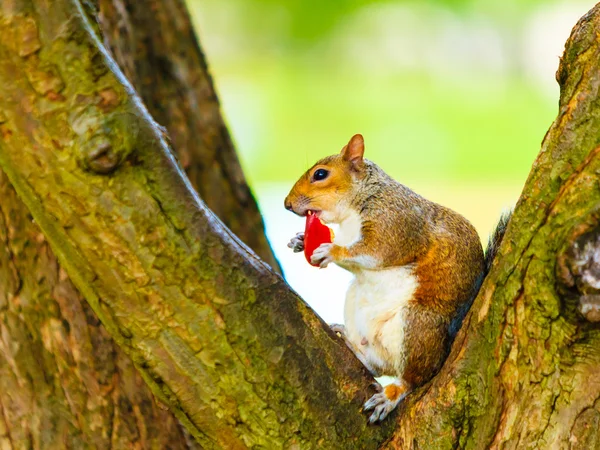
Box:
left=483, top=209, right=512, bottom=276
left=448, top=209, right=512, bottom=338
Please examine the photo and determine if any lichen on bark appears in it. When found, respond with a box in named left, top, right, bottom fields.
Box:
left=0, top=1, right=387, bottom=448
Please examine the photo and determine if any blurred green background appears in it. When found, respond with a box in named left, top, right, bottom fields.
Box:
left=185, top=0, right=596, bottom=321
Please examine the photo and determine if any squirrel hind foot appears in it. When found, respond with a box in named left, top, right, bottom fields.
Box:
left=329, top=323, right=346, bottom=336
left=363, top=381, right=409, bottom=424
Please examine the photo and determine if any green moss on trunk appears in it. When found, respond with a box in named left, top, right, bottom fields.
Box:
left=95, top=0, right=281, bottom=272
left=0, top=1, right=388, bottom=448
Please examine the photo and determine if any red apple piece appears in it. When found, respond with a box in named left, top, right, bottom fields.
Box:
left=304, top=212, right=334, bottom=267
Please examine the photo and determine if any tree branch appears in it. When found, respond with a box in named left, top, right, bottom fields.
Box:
left=0, top=0, right=282, bottom=446
left=0, top=1, right=389, bottom=448
left=0, top=156, right=197, bottom=448
left=95, top=0, right=281, bottom=272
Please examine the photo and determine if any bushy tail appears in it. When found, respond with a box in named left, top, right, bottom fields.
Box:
left=484, top=209, right=512, bottom=276
left=448, top=209, right=512, bottom=338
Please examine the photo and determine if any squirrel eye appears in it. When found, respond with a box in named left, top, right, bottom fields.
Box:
left=312, top=168, right=329, bottom=182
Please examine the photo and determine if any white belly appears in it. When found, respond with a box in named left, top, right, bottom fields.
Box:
left=343, top=265, right=418, bottom=376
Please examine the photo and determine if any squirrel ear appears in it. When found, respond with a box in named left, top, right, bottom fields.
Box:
left=341, top=134, right=364, bottom=170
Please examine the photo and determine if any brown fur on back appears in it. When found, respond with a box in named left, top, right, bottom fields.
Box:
left=353, top=162, right=484, bottom=384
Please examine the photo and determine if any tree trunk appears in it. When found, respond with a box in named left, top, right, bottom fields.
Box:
left=1, top=0, right=600, bottom=449
left=0, top=171, right=196, bottom=449
left=0, top=0, right=275, bottom=448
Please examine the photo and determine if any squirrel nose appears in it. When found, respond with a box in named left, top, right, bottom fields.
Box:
left=284, top=199, right=293, bottom=211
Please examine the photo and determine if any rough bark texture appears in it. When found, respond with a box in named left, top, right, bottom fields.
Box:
left=94, top=0, right=280, bottom=271
left=2, top=0, right=600, bottom=449
left=0, top=171, right=195, bottom=449
left=0, top=1, right=388, bottom=449
left=0, top=0, right=275, bottom=448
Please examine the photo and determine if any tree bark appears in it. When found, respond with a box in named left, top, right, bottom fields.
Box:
left=384, top=5, right=600, bottom=448
left=0, top=0, right=275, bottom=448
left=0, top=1, right=387, bottom=448
left=2, top=0, right=600, bottom=449
left=94, top=0, right=280, bottom=271
left=0, top=171, right=196, bottom=449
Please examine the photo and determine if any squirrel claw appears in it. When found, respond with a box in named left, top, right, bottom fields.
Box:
left=330, top=323, right=346, bottom=336
left=364, top=388, right=404, bottom=423
left=287, top=232, right=305, bottom=253
left=311, top=243, right=334, bottom=268
left=370, top=381, right=383, bottom=393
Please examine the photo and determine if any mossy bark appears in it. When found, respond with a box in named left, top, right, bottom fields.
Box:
left=0, top=171, right=196, bottom=449
left=0, top=0, right=274, bottom=448
left=95, top=0, right=280, bottom=271
left=2, top=0, right=600, bottom=449
left=0, top=1, right=387, bottom=449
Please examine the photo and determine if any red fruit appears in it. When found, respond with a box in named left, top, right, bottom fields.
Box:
left=304, top=212, right=334, bottom=267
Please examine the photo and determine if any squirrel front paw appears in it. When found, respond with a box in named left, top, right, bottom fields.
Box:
left=287, top=232, right=305, bottom=253
left=310, top=243, right=335, bottom=268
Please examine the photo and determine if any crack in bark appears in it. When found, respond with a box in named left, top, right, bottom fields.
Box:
left=537, top=389, right=561, bottom=446
left=0, top=398, right=14, bottom=450
left=547, top=147, right=600, bottom=218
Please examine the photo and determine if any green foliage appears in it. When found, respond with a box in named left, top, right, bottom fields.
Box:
left=192, top=0, right=556, bottom=45
left=216, top=63, right=553, bottom=185
left=188, top=0, right=582, bottom=186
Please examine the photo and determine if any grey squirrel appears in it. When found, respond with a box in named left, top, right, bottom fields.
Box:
left=284, top=134, right=509, bottom=422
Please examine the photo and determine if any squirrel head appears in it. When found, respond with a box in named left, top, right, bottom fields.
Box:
left=284, top=134, right=365, bottom=223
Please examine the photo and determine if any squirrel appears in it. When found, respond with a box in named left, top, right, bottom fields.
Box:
left=284, top=134, right=510, bottom=423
